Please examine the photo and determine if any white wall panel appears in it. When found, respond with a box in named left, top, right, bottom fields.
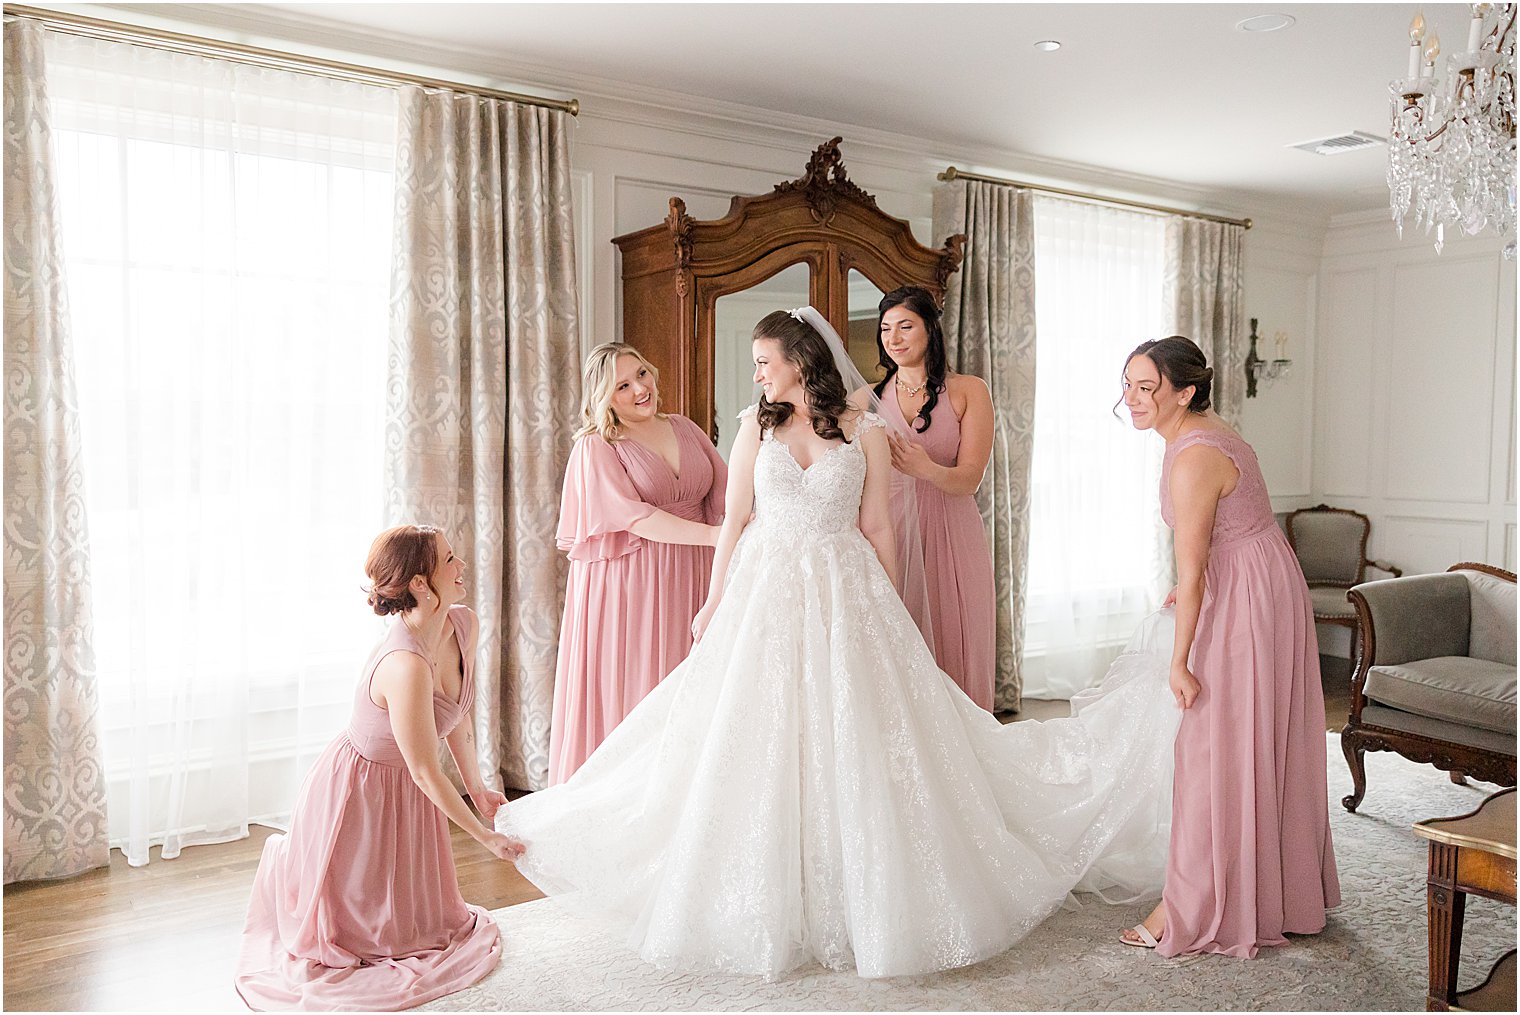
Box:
left=1385, top=256, right=1498, bottom=504
left=1311, top=216, right=1514, bottom=654
left=612, top=178, right=734, bottom=237
left=1314, top=267, right=1377, bottom=498
left=1380, top=516, right=1490, bottom=577
left=1240, top=263, right=1315, bottom=501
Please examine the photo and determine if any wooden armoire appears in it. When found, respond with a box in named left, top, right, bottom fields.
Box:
left=612, top=138, right=965, bottom=443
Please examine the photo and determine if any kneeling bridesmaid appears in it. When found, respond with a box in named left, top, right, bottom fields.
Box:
left=235, top=524, right=522, bottom=1011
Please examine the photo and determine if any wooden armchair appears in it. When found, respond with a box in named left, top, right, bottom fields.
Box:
left=1341, top=563, right=1518, bottom=812
left=1286, top=504, right=1401, bottom=662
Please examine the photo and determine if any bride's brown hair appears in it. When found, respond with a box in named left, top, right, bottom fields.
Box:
left=752, top=311, right=850, bottom=441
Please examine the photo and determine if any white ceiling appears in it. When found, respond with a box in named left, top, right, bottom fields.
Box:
left=95, top=2, right=1485, bottom=218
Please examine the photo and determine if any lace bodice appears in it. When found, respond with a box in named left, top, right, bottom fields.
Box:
left=743, top=406, right=886, bottom=538
left=1160, top=427, right=1276, bottom=548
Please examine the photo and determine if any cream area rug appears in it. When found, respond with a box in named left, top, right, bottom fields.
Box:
left=423, top=737, right=1515, bottom=1011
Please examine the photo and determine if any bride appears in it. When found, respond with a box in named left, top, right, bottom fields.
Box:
left=500, top=307, right=1181, bottom=979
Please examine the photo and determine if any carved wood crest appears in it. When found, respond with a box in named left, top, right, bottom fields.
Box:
left=772, top=136, right=878, bottom=226
left=934, top=235, right=967, bottom=295
left=665, top=197, right=695, bottom=296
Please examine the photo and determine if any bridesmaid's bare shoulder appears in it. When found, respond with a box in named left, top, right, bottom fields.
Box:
left=944, top=372, right=991, bottom=415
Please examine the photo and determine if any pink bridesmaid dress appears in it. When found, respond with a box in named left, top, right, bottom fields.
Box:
left=549, top=414, right=726, bottom=784
left=881, top=388, right=997, bottom=711
left=1158, top=428, right=1341, bottom=959
left=235, top=605, right=500, bottom=1011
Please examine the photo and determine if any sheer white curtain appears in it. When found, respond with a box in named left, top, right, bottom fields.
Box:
left=45, top=33, right=397, bottom=865
left=1022, top=196, right=1169, bottom=699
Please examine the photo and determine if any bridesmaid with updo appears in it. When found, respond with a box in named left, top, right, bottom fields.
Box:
left=236, top=524, right=520, bottom=1011
left=872, top=286, right=998, bottom=711
left=1116, top=337, right=1339, bottom=957
left=549, top=343, right=727, bottom=784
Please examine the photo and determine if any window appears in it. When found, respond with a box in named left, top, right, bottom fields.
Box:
left=1022, top=197, right=1170, bottom=699
left=47, top=33, right=397, bottom=863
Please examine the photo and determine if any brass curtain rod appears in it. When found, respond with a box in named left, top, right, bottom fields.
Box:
left=938, top=166, right=1252, bottom=230
left=2, top=3, right=579, bottom=116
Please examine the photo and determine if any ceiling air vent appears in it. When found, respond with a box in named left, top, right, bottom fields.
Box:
left=1288, top=131, right=1385, bottom=156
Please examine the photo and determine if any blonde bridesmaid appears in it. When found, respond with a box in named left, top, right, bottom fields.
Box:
left=549, top=343, right=726, bottom=784
left=872, top=287, right=997, bottom=711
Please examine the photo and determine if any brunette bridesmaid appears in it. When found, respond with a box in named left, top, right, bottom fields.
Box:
left=872, top=287, right=997, bottom=711
left=549, top=343, right=726, bottom=784
left=1116, top=337, right=1339, bottom=957
left=235, top=525, right=521, bottom=1011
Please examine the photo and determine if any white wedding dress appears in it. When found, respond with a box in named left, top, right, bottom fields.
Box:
left=501, top=412, right=1181, bottom=979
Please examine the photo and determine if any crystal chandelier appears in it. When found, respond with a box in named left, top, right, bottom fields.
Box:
left=1388, top=4, right=1516, bottom=255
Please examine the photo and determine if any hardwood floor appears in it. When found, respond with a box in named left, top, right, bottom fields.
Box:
left=4, top=658, right=1357, bottom=1011
left=2, top=821, right=542, bottom=1012
left=1320, top=653, right=1354, bottom=732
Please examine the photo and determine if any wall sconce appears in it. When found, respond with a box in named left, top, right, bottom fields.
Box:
left=1244, top=318, right=1292, bottom=397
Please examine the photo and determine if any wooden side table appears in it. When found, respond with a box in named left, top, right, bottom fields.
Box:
left=1413, top=787, right=1517, bottom=1012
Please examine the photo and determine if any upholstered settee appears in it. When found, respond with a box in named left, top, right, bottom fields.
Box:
left=1340, top=562, right=1517, bottom=812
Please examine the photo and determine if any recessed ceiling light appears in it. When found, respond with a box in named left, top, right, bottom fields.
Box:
left=1236, top=13, right=1296, bottom=32
left=1033, top=40, right=1062, bottom=52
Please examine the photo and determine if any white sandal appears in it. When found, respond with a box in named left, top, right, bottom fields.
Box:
left=1120, top=923, right=1159, bottom=949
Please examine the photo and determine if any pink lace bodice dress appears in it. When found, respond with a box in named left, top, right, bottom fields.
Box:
left=1158, top=427, right=1341, bottom=958
left=235, top=605, right=500, bottom=1010
left=880, top=387, right=997, bottom=710
left=548, top=414, right=727, bottom=784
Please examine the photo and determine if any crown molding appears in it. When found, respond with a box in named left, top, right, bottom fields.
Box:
left=58, top=2, right=1334, bottom=230
left=1328, top=207, right=1396, bottom=230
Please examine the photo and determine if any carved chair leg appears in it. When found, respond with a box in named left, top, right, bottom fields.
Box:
left=1341, top=731, right=1368, bottom=812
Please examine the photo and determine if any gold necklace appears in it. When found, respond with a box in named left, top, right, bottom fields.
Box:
left=895, top=374, right=928, bottom=398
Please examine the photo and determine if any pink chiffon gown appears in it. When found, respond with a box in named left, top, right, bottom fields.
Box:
left=235, top=605, right=500, bottom=1010
left=1158, top=428, right=1341, bottom=959
left=881, top=387, right=997, bottom=711
left=548, top=414, right=726, bottom=785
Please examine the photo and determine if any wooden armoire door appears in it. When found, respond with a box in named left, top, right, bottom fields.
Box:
left=613, top=138, right=964, bottom=447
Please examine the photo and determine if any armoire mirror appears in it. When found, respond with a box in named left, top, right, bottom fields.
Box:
left=711, top=262, right=810, bottom=459
left=613, top=138, right=965, bottom=455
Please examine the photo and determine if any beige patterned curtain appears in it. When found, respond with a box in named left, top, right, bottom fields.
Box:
left=1163, top=217, right=1246, bottom=425
left=934, top=180, right=1037, bottom=714
left=386, top=87, right=580, bottom=792
left=2, top=18, right=109, bottom=883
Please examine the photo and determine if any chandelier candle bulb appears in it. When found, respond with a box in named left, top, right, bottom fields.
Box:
left=1388, top=3, right=1515, bottom=255
left=1410, top=12, right=1426, bottom=77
